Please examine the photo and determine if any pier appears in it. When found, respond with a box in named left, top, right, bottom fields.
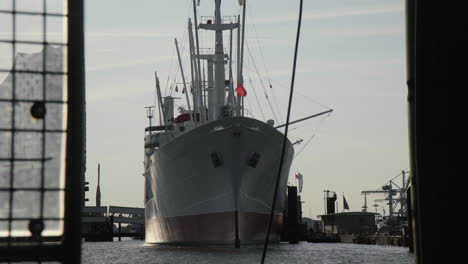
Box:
left=281, top=183, right=412, bottom=248
left=82, top=206, right=144, bottom=242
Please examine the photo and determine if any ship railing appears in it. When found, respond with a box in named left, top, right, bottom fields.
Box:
left=198, top=48, right=215, bottom=55
left=198, top=47, right=227, bottom=55
left=145, top=125, right=174, bottom=133
left=200, top=15, right=238, bottom=25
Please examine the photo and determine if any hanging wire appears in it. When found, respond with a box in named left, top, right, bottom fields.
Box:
left=246, top=7, right=285, bottom=121
left=170, top=32, right=189, bottom=97
left=164, top=0, right=194, bottom=97
left=164, top=42, right=177, bottom=96
left=243, top=73, right=256, bottom=119
left=295, top=90, right=332, bottom=110
left=245, top=42, right=281, bottom=123
left=248, top=77, right=266, bottom=120
left=261, top=0, right=303, bottom=262
left=266, top=82, right=284, bottom=124
left=293, top=111, right=332, bottom=158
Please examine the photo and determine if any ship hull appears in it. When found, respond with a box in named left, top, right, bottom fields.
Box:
left=144, top=117, right=294, bottom=245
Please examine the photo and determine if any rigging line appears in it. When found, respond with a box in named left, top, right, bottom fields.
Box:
left=267, top=83, right=284, bottom=122
left=293, top=112, right=332, bottom=159
left=244, top=75, right=255, bottom=119
left=295, top=90, right=332, bottom=110
left=261, top=0, right=303, bottom=263
left=244, top=54, right=284, bottom=121
left=288, top=124, right=308, bottom=132
left=169, top=65, right=180, bottom=96
left=168, top=1, right=191, bottom=96
left=168, top=27, right=189, bottom=97
left=294, top=135, right=315, bottom=158
left=246, top=41, right=282, bottom=123
left=243, top=73, right=256, bottom=119
left=245, top=99, right=254, bottom=118
left=246, top=7, right=284, bottom=120
left=245, top=41, right=281, bottom=123
left=178, top=32, right=190, bottom=85
left=274, top=79, right=333, bottom=111
left=245, top=108, right=255, bottom=119
left=164, top=29, right=184, bottom=97
left=166, top=19, right=191, bottom=97
left=247, top=7, right=273, bottom=83
left=169, top=54, right=181, bottom=97
left=273, top=78, right=332, bottom=111
left=182, top=29, right=194, bottom=103
left=164, top=40, right=177, bottom=96
left=248, top=77, right=266, bottom=121
left=186, top=0, right=193, bottom=19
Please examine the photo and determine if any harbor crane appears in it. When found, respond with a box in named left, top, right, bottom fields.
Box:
left=361, top=171, right=410, bottom=221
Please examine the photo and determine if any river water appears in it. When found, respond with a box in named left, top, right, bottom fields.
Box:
left=82, top=240, right=414, bottom=264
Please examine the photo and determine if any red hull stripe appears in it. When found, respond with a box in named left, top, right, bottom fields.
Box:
left=146, top=212, right=283, bottom=244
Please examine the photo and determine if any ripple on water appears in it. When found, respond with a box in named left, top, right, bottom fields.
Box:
left=82, top=240, right=414, bottom=264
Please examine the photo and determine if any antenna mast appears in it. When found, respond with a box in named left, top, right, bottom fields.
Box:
left=145, top=106, right=154, bottom=128
left=96, top=163, right=101, bottom=207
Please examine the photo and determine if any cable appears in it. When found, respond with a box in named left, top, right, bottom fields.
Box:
left=261, top=0, right=303, bottom=263
left=248, top=77, right=266, bottom=120
left=164, top=44, right=176, bottom=96
left=245, top=42, right=280, bottom=123
left=295, top=90, right=332, bottom=110
left=168, top=0, right=194, bottom=97
left=246, top=9, right=285, bottom=122
left=293, top=112, right=332, bottom=159
left=244, top=75, right=255, bottom=119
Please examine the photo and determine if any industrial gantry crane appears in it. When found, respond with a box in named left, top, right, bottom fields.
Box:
left=361, top=170, right=410, bottom=223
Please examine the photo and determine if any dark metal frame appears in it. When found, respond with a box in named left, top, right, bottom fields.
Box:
left=0, top=0, right=84, bottom=263
left=405, top=0, right=441, bottom=262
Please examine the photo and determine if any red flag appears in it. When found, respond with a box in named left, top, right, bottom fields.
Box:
left=235, top=83, right=247, bottom=97
left=182, top=87, right=186, bottom=94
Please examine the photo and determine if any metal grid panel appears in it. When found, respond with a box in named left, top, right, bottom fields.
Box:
left=0, top=1, right=80, bottom=262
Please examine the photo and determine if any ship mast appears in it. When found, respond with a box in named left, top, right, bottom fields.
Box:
left=213, top=0, right=226, bottom=119
left=236, top=14, right=241, bottom=116
left=199, top=0, right=239, bottom=121
left=239, top=1, right=247, bottom=116
left=192, top=0, right=205, bottom=122
left=188, top=19, right=201, bottom=123
left=175, top=38, right=195, bottom=127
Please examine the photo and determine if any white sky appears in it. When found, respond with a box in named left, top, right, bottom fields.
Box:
left=32, top=0, right=406, bottom=219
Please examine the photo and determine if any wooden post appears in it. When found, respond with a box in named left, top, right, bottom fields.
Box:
left=118, top=223, right=121, bottom=242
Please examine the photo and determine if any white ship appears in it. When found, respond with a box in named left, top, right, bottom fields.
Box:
left=143, top=0, right=319, bottom=245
